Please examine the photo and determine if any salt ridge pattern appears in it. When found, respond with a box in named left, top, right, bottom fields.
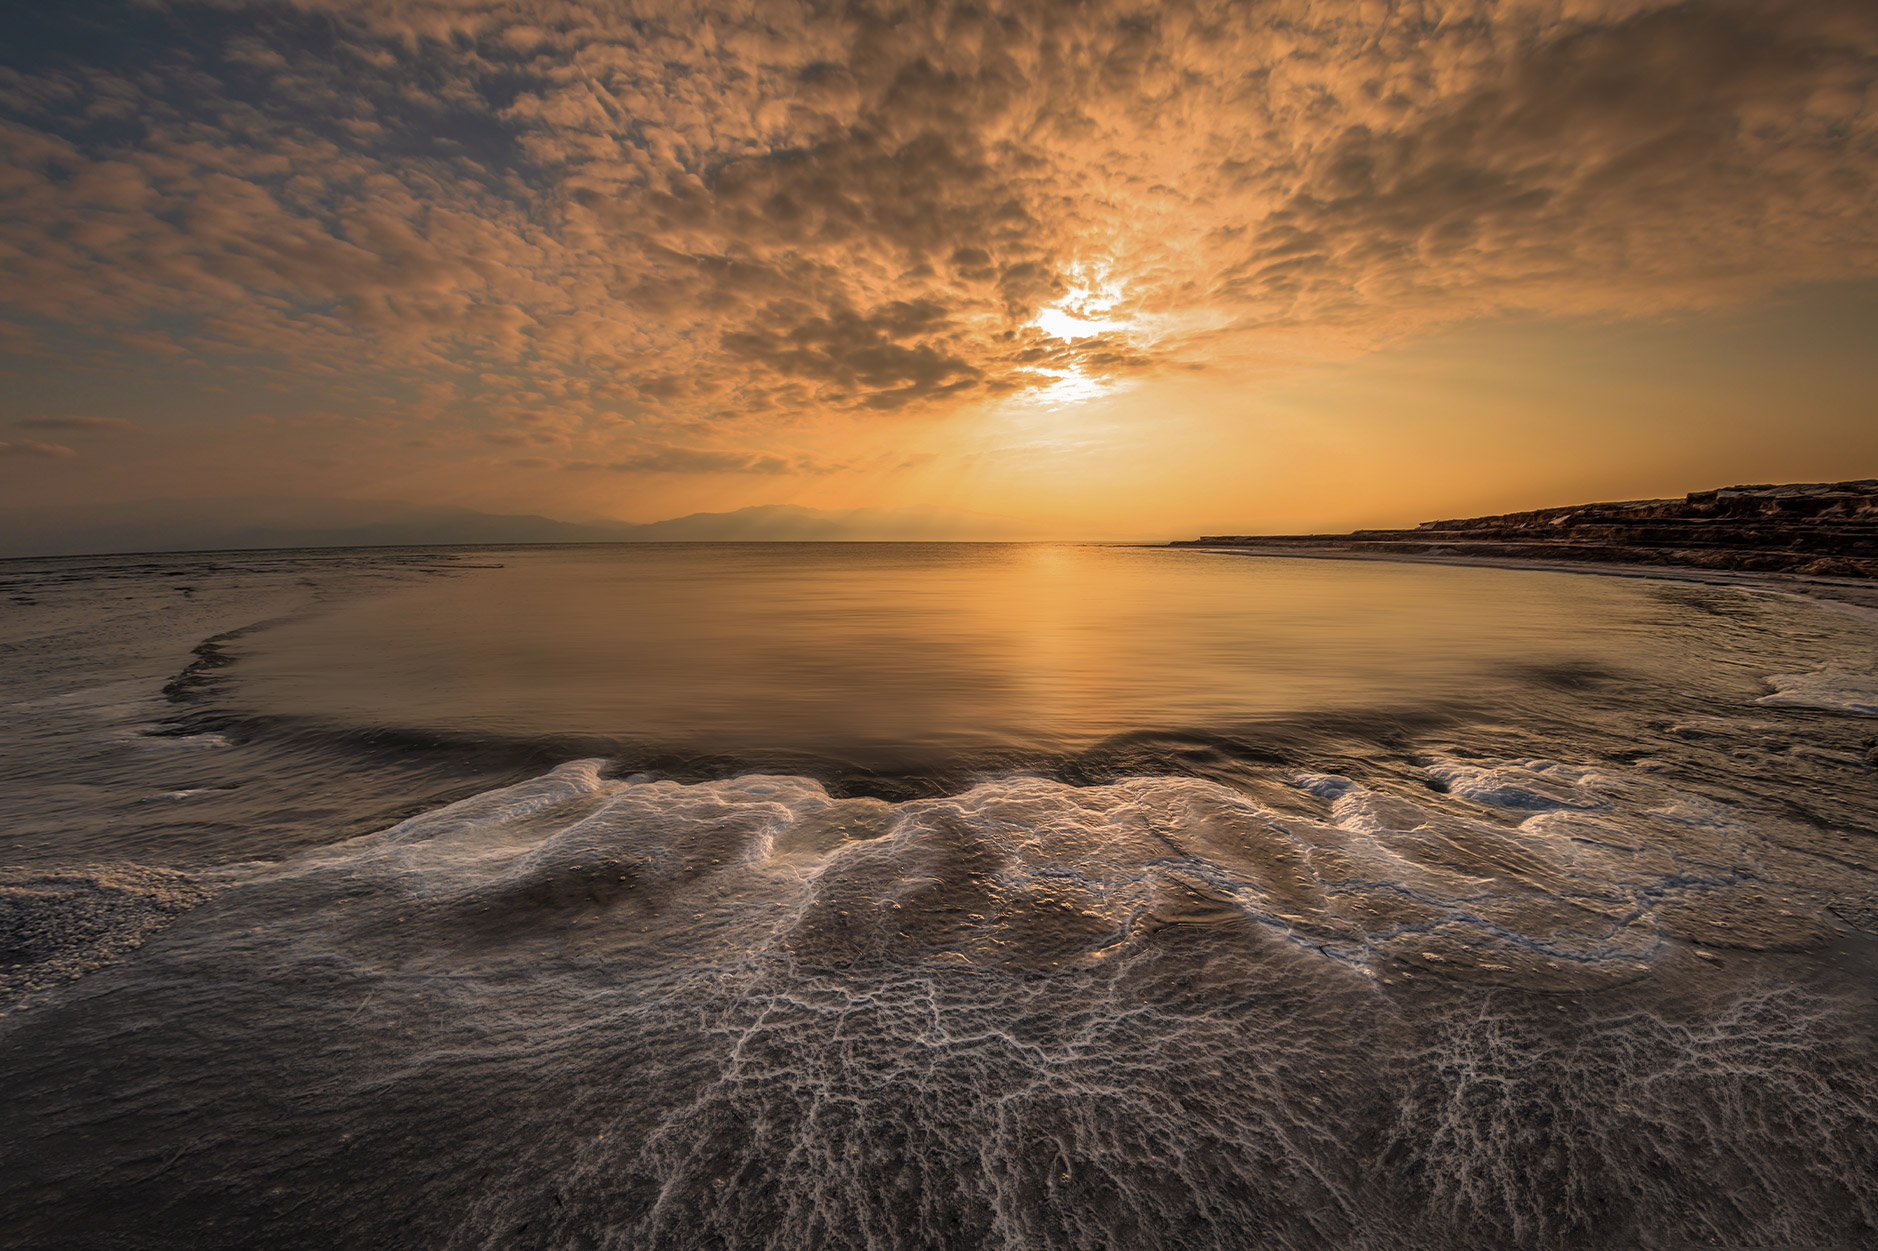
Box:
left=6, top=759, right=1871, bottom=1249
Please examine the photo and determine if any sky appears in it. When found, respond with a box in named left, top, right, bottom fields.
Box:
left=2, top=0, right=1876, bottom=539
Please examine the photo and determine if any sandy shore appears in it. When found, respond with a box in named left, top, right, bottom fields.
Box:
left=1173, top=543, right=1878, bottom=621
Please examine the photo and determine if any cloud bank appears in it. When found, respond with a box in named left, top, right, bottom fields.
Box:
left=1, top=0, right=1875, bottom=470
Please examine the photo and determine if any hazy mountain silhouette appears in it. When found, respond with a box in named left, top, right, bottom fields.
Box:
left=0, top=498, right=1081, bottom=558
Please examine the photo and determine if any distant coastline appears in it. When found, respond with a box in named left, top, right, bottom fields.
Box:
left=1172, top=480, right=1878, bottom=615
left=1164, top=477, right=1878, bottom=612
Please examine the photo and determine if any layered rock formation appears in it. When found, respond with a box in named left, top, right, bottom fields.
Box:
left=1175, top=481, right=1878, bottom=578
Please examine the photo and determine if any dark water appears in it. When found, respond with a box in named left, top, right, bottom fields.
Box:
left=2, top=544, right=1876, bottom=1249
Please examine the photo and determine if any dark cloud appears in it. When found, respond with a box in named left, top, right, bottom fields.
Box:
left=1, top=0, right=1874, bottom=453
left=720, top=299, right=983, bottom=411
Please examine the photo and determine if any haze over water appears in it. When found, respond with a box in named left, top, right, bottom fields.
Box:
left=3, top=545, right=1877, bottom=1249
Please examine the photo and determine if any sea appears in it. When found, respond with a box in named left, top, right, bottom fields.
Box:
left=2, top=542, right=1876, bottom=1249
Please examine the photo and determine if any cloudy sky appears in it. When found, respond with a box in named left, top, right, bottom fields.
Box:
left=3, top=0, right=1875, bottom=536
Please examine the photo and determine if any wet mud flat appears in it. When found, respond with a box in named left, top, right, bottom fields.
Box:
left=0, top=548, right=551, bottom=874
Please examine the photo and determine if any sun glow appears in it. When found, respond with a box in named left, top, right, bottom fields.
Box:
left=1031, top=270, right=1132, bottom=341
left=1020, top=268, right=1134, bottom=406
left=1027, top=367, right=1113, bottom=408
left=1034, top=305, right=1131, bottom=340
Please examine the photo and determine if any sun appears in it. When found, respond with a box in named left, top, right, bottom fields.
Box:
left=1019, top=267, right=1136, bottom=406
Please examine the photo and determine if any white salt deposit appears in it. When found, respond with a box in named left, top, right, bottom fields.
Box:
left=1758, top=663, right=1878, bottom=716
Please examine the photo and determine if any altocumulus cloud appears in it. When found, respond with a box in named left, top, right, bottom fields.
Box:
left=1, top=0, right=1875, bottom=457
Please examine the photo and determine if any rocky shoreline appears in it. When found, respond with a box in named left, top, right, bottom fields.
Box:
left=1174, top=480, right=1878, bottom=579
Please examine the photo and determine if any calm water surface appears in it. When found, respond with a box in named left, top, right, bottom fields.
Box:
left=225, top=543, right=1806, bottom=765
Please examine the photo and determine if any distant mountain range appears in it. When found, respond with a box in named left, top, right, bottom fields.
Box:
left=0, top=498, right=1077, bottom=558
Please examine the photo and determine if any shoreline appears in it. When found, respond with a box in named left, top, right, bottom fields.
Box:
left=1171, top=543, right=1878, bottom=622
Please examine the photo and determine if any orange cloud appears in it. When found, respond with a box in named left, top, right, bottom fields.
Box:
left=1, top=0, right=1874, bottom=474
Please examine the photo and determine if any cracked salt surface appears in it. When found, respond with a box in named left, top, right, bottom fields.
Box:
left=288, top=753, right=1856, bottom=991
left=6, top=753, right=1874, bottom=1249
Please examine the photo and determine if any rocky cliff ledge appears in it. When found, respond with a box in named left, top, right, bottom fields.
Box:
left=1173, top=480, right=1878, bottom=578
